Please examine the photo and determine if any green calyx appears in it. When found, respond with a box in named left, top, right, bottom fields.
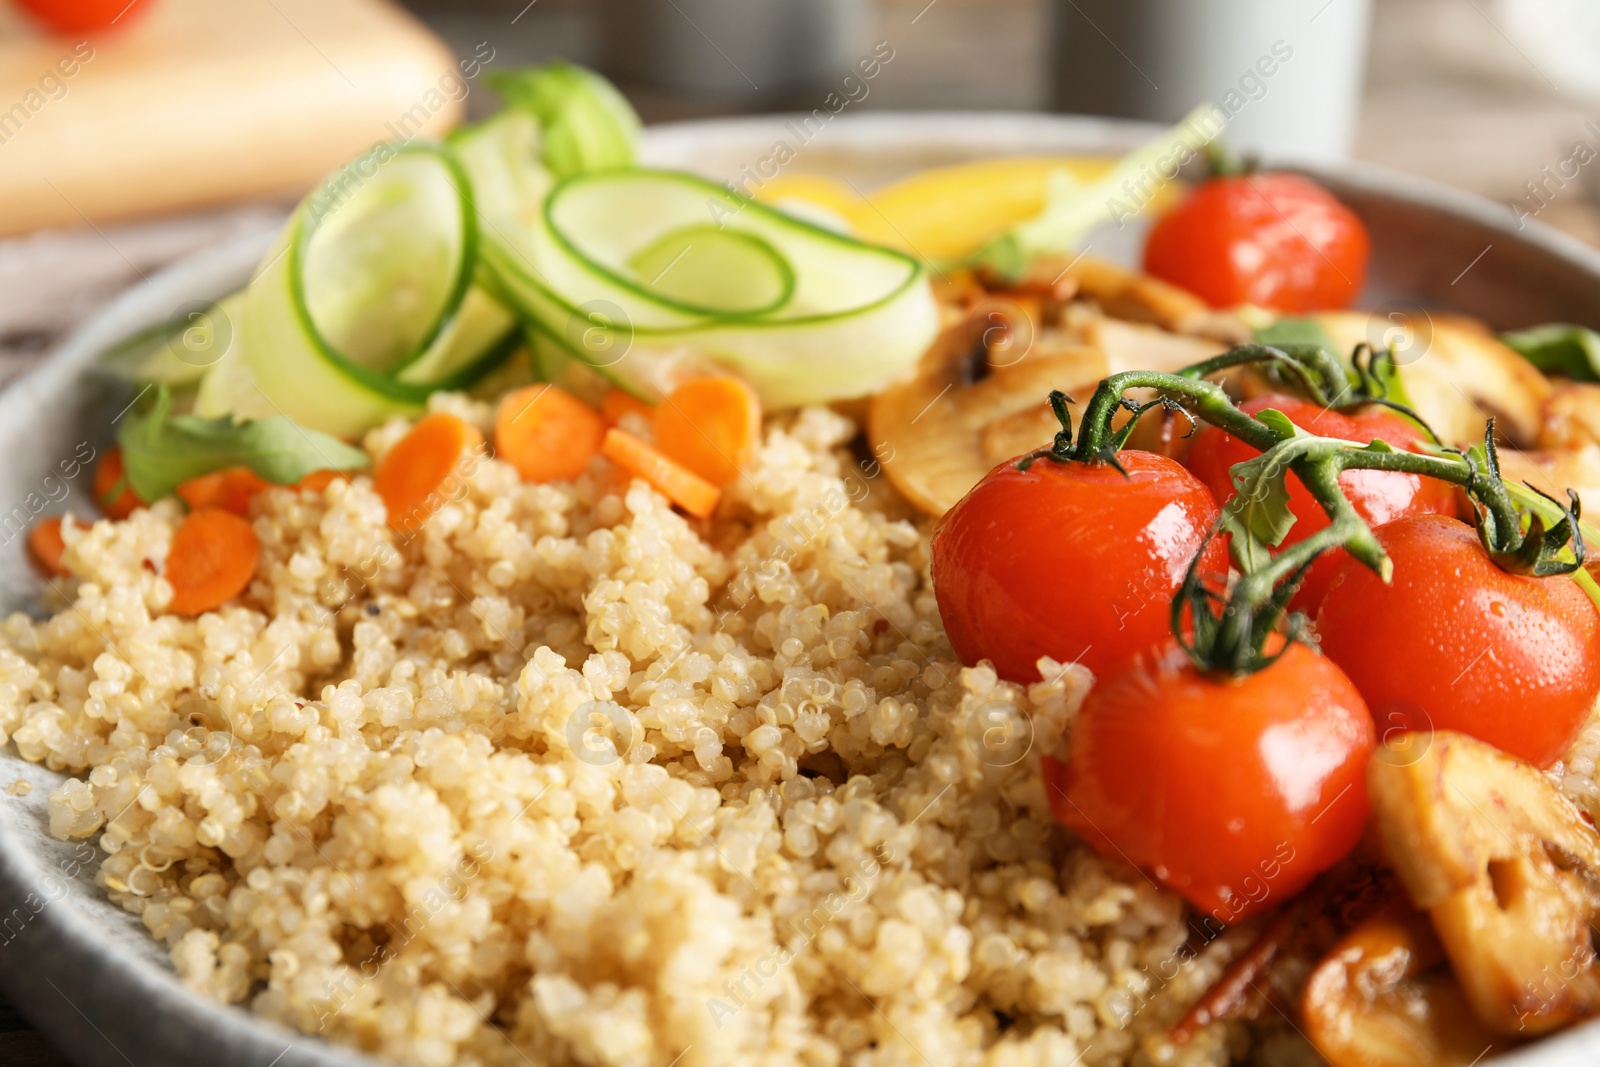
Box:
left=1203, top=141, right=1253, bottom=179
left=1425, top=427, right=1588, bottom=578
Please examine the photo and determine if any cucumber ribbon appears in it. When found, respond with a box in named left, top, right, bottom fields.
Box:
left=102, top=61, right=940, bottom=444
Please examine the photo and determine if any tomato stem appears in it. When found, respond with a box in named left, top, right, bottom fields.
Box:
left=1062, top=344, right=1589, bottom=674
left=1063, top=343, right=1414, bottom=463
left=1068, top=370, right=1277, bottom=459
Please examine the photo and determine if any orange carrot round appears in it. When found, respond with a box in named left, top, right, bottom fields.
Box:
left=600, top=388, right=656, bottom=427
left=601, top=427, right=721, bottom=519
left=176, top=467, right=270, bottom=516
left=93, top=446, right=144, bottom=519
left=494, top=384, right=606, bottom=484
left=27, top=516, right=75, bottom=578
left=176, top=467, right=348, bottom=516
left=165, top=508, right=260, bottom=616
left=653, top=375, right=761, bottom=488
left=375, top=412, right=484, bottom=535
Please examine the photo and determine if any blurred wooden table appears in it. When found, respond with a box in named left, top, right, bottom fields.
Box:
left=4, top=0, right=1599, bottom=390
left=2, top=0, right=1599, bottom=1063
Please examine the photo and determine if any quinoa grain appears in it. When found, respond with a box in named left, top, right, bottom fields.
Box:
left=3, top=401, right=1315, bottom=1067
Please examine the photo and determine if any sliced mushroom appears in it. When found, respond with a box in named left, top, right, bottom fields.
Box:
left=1302, top=904, right=1512, bottom=1067
left=869, top=310, right=1107, bottom=515
left=1013, top=253, right=1250, bottom=341
left=1066, top=305, right=1232, bottom=376
left=1538, top=381, right=1600, bottom=451
left=1313, top=312, right=1551, bottom=446
left=1499, top=382, right=1600, bottom=517
left=1494, top=444, right=1600, bottom=516
left=1368, top=730, right=1600, bottom=1035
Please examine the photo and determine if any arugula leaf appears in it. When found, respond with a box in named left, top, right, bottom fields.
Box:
left=1221, top=424, right=1405, bottom=575
left=1500, top=323, right=1600, bottom=382
left=1221, top=456, right=1297, bottom=573
left=117, top=388, right=368, bottom=504
left=1250, top=408, right=1300, bottom=440
left=1253, top=316, right=1336, bottom=351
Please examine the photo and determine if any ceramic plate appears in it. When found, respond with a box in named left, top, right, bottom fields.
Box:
left=2, top=113, right=1598, bottom=1067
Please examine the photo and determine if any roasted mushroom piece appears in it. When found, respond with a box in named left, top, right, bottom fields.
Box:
left=1368, top=730, right=1600, bottom=1035
left=1537, top=381, right=1600, bottom=451
left=1064, top=303, right=1231, bottom=379
left=1302, top=904, right=1512, bottom=1067
left=1495, top=445, right=1600, bottom=517
left=1312, top=311, right=1551, bottom=446
left=869, top=307, right=1107, bottom=515
left=1498, top=383, right=1600, bottom=516
left=1002, top=252, right=1251, bottom=342
left=869, top=266, right=1253, bottom=516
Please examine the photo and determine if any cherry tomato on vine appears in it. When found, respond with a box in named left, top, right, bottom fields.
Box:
left=1143, top=173, right=1370, bottom=312
left=1316, top=514, right=1600, bottom=768
left=1185, top=395, right=1456, bottom=613
left=12, top=0, right=149, bottom=34
left=931, top=450, right=1227, bottom=682
left=1044, top=638, right=1374, bottom=923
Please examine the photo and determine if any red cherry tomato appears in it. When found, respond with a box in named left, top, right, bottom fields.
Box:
left=1143, top=173, right=1370, bottom=312
left=11, top=0, right=150, bottom=34
left=1315, top=514, right=1600, bottom=768
left=1044, top=639, right=1374, bottom=923
left=931, top=450, right=1227, bottom=682
left=1185, top=395, right=1456, bottom=613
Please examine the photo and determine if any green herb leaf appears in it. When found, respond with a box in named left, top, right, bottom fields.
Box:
left=117, top=388, right=368, bottom=504
left=1250, top=407, right=1300, bottom=440
left=488, top=61, right=640, bottom=178
left=1216, top=409, right=1311, bottom=571
left=1500, top=323, right=1600, bottom=382
left=1252, top=316, right=1336, bottom=352
left=1220, top=472, right=1292, bottom=573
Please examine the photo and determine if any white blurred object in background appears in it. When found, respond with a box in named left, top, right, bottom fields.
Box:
left=1051, top=0, right=1373, bottom=161
left=601, top=0, right=871, bottom=106
left=1497, top=0, right=1600, bottom=102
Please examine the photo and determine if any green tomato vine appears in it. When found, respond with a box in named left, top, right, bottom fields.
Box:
left=1024, top=342, right=1592, bottom=676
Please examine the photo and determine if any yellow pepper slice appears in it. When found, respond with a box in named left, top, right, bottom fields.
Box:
left=753, top=157, right=1180, bottom=265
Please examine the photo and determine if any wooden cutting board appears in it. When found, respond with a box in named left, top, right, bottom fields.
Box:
left=0, top=0, right=466, bottom=237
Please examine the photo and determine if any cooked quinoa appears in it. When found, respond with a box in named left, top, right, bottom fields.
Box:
left=12, top=396, right=1588, bottom=1067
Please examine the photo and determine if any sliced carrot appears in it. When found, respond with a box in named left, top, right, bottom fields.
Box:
left=27, top=516, right=76, bottom=578
left=176, top=467, right=348, bottom=516
left=600, top=388, right=656, bottom=427
left=176, top=467, right=270, bottom=516
left=653, top=375, right=761, bottom=488
left=295, top=469, right=349, bottom=493
left=165, top=508, right=260, bottom=616
left=601, top=428, right=721, bottom=519
left=375, top=412, right=484, bottom=535
left=93, top=446, right=144, bottom=519
left=494, top=384, right=606, bottom=483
